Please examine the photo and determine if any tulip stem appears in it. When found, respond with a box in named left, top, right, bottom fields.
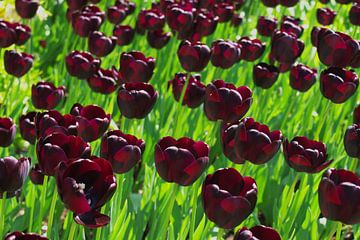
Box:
left=0, top=192, right=7, bottom=239
left=47, top=189, right=58, bottom=239
left=173, top=73, right=191, bottom=137
left=68, top=220, right=77, bottom=240
left=216, top=228, right=224, bottom=240
left=28, top=184, right=36, bottom=232
left=189, top=181, right=200, bottom=240
left=38, top=175, right=48, bottom=231
left=335, top=222, right=342, bottom=240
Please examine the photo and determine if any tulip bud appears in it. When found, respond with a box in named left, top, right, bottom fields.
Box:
left=270, top=30, right=304, bottom=64
left=353, top=105, right=360, bottom=124
left=71, top=5, right=105, bottom=37
left=211, top=40, right=241, bottom=69
left=4, top=50, right=33, bottom=78
left=253, top=63, right=279, bottom=89
left=166, top=4, right=194, bottom=32
left=257, top=16, right=277, bottom=37
left=317, top=8, right=337, bottom=26
left=350, top=4, right=360, bottom=26
left=234, top=225, right=281, bottom=240
left=261, top=0, right=278, bottom=7
left=238, top=37, right=266, bottom=62
left=289, top=64, right=317, bottom=92
left=119, top=51, right=155, bottom=83
left=194, top=9, right=218, bottom=37
left=87, top=67, right=119, bottom=94
left=137, top=9, right=165, bottom=31
left=107, top=5, right=127, bottom=25
left=65, top=50, right=101, bottom=79
left=214, top=3, right=234, bottom=23
left=147, top=29, right=171, bottom=49
left=15, top=0, right=39, bottom=19
left=177, top=40, right=211, bottom=72
left=31, top=82, right=66, bottom=110
left=113, top=25, right=135, bottom=46
left=5, top=231, right=48, bottom=240
left=0, top=117, right=16, bottom=147
left=344, top=124, right=360, bottom=158
left=19, top=112, right=37, bottom=144
left=67, top=0, right=87, bottom=11
left=88, top=31, right=116, bottom=57
left=29, top=164, right=44, bottom=185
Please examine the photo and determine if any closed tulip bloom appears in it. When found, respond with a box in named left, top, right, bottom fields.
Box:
left=87, top=67, right=119, bottom=94
left=317, top=8, right=337, bottom=26
left=71, top=5, right=105, bottom=37
left=0, top=156, right=30, bottom=198
left=280, top=20, right=303, bottom=38
left=137, top=9, right=165, bottom=31
left=19, top=112, right=37, bottom=144
left=113, top=25, right=135, bottom=46
left=335, top=0, right=352, bottom=3
left=204, top=80, right=252, bottom=123
left=214, top=3, right=234, bottom=23
left=37, top=132, right=91, bottom=176
left=289, top=64, right=317, bottom=92
left=166, top=3, right=194, bottom=32
left=234, top=117, right=282, bottom=165
left=344, top=124, right=360, bottom=158
left=29, top=164, right=44, bottom=185
left=279, top=0, right=299, bottom=7
left=194, top=9, right=218, bottom=37
left=0, top=20, right=17, bottom=48
left=253, top=63, right=279, bottom=89
left=65, top=50, right=101, bottom=79
left=31, top=82, right=66, bottom=110
left=115, top=0, right=136, bottom=15
left=310, top=26, right=321, bottom=47
left=350, top=4, right=360, bottom=26
left=211, top=40, right=241, bottom=69
left=15, top=0, right=39, bottom=19
left=257, top=16, right=277, bottom=37
left=318, top=168, right=360, bottom=225
left=67, top=0, right=87, bottom=11
left=147, top=29, right=171, bottom=49
left=4, top=50, right=33, bottom=77
left=221, top=122, right=243, bottom=164
left=177, top=40, right=211, bottom=72
left=202, top=168, right=257, bottom=229
left=354, top=105, right=360, bottom=124
left=283, top=136, right=332, bottom=173
left=107, top=5, right=127, bottom=25
left=234, top=226, right=281, bottom=240
left=238, top=37, right=266, bottom=62
left=0, top=117, right=16, bottom=147
left=155, top=136, right=209, bottom=186
left=13, top=22, right=31, bottom=46
left=231, top=14, right=243, bottom=27
left=320, top=0, right=330, bottom=3
left=120, top=51, right=155, bottom=83
left=271, top=30, right=304, bottom=64
left=101, top=130, right=145, bottom=174
left=56, top=157, right=116, bottom=228
left=320, top=67, right=359, bottom=104
left=261, top=0, right=279, bottom=7
left=5, top=231, right=48, bottom=240
left=117, top=82, right=158, bottom=119
left=88, top=31, right=116, bottom=57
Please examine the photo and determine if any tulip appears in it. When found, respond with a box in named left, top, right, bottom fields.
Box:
left=177, top=40, right=211, bottom=72
left=13, top=23, right=31, bottom=45
left=147, top=29, right=171, bottom=49
left=0, top=20, right=16, bottom=48
left=344, top=124, right=360, bottom=158
left=107, top=5, right=127, bottom=25
left=87, top=67, right=119, bottom=94
left=310, top=26, right=321, bottom=47
left=117, top=82, right=158, bottom=119
left=5, top=231, right=48, bottom=240
left=116, top=0, right=136, bottom=15
left=319, top=0, right=330, bottom=3
left=335, top=0, right=352, bottom=3
left=350, top=4, right=360, bottom=26
left=15, top=0, right=39, bottom=19
left=318, top=168, right=360, bottom=224
left=270, top=30, right=304, bottom=64
left=119, top=51, right=155, bottom=83
left=354, top=105, right=360, bottom=124
left=231, top=14, right=243, bottom=27
left=317, top=8, right=337, bottom=26
left=257, top=16, right=277, bottom=37
left=289, top=64, right=317, bottom=92
left=214, top=3, right=234, bottom=23
left=101, top=130, right=145, bottom=174
left=0, top=117, right=16, bottom=147
left=0, top=156, right=30, bottom=198
left=166, top=3, right=194, bottom=32
left=261, top=0, right=278, bottom=7
left=234, top=117, right=282, bottom=164
left=238, top=37, right=266, bottom=62
left=137, top=9, right=165, bottom=31
left=67, top=0, right=87, bottom=11
left=280, top=19, right=303, bottom=38
left=29, top=164, right=45, bottom=185
left=71, top=5, right=105, bottom=37
left=283, top=136, right=332, bottom=173
left=211, top=40, right=241, bottom=69
left=37, top=132, right=91, bottom=176
left=194, top=9, right=218, bottom=37
left=31, top=82, right=66, bottom=110
left=88, top=31, right=116, bottom=57
left=221, top=122, right=243, bottom=164
left=4, top=50, right=33, bottom=77
left=19, top=112, right=37, bottom=144
left=155, top=136, right=209, bottom=186
left=113, top=25, right=135, bottom=46
left=204, top=80, right=252, bottom=123
left=65, top=50, right=101, bottom=79
left=202, top=168, right=257, bottom=229
left=279, top=0, right=299, bottom=7
left=56, top=157, right=116, bottom=228
left=253, top=63, right=279, bottom=89
left=234, top=225, right=281, bottom=240
left=320, top=67, right=359, bottom=104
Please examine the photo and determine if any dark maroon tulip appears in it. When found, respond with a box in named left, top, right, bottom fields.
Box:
left=166, top=3, right=194, bottom=32
left=19, top=112, right=37, bottom=144
left=194, top=9, right=218, bottom=37
left=344, top=124, right=360, bottom=158
left=335, top=0, right=352, bottom=3
left=71, top=104, right=111, bottom=142
left=234, top=225, right=281, bottom=240
left=271, top=30, right=304, bottom=64
left=204, top=80, right=252, bottom=123
left=279, top=0, right=299, bottom=7
left=310, top=26, right=321, bottom=47
left=320, top=67, right=359, bottom=104
left=354, top=105, right=360, bottom=124
left=221, top=122, right=243, bottom=164
left=119, top=51, right=155, bottom=83
left=88, top=31, right=116, bottom=57
left=317, top=8, right=336, bottom=26
left=37, top=132, right=91, bottom=176
left=15, top=0, right=39, bottom=19
left=71, top=5, right=105, bottom=37
left=107, top=5, right=127, bottom=25
left=13, top=23, right=31, bottom=45
left=65, top=50, right=101, bottom=79
left=35, top=110, right=77, bottom=138
left=5, top=231, right=48, bottom=240
left=101, top=130, right=145, bottom=174
left=177, top=40, right=211, bottom=72
left=238, top=37, right=266, bottom=62
left=117, top=82, right=158, bottom=119
left=231, top=14, right=243, bottom=27
left=283, top=136, right=332, bottom=173
left=147, top=29, right=171, bottom=49
left=67, top=0, right=87, bottom=11
left=234, top=117, right=282, bottom=164
left=318, top=168, right=360, bottom=224
left=349, top=40, right=360, bottom=69
left=113, top=25, right=135, bottom=46
left=253, top=63, right=279, bottom=89
left=289, top=64, right=317, bottom=92
left=0, top=20, right=16, bottom=48
left=168, top=73, right=206, bottom=108
left=56, top=157, right=116, bottom=228
left=4, top=50, right=33, bottom=77
left=87, top=67, right=119, bottom=94
left=155, top=136, right=209, bottom=186
left=115, top=0, right=136, bottom=14
left=278, top=62, right=292, bottom=73
left=202, top=168, right=257, bottom=229
left=261, top=0, right=279, bottom=7
left=0, top=156, right=30, bottom=198
left=137, top=9, right=165, bottom=31
left=257, top=16, right=277, bottom=37
left=31, top=82, right=66, bottom=110
left=0, top=117, right=16, bottom=147
left=280, top=19, right=303, bottom=38
left=29, top=164, right=44, bottom=185
left=350, top=4, right=360, bottom=26
left=320, top=0, right=330, bottom=3
left=211, top=40, right=241, bottom=69
left=214, top=3, right=234, bottom=23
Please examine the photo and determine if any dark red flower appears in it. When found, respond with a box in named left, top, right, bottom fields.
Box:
left=71, top=5, right=105, bottom=37
left=15, top=0, right=39, bottom=19
left=137, top=9, right=165, bottom=31
left=147, top=29, right=171, bottom=49
left=4, top=50, right=33, bottom=77
left=194, top=9, right=218, bottom=37
left=67, top=0, right=87, bottom=11
left=65, top=50, right=101, bottom=79
left=280, top=19, right=303, bottom=38
left=56, top=157, right=116, bottom=228
left=210, top=40, right=241, bottom=69
left=88, top=31, right=116, bottom=57
left=335, top=0, right=352, bottom=3
left=238, top=37, right=265, bottom=62
left=271, top=30, right=304, bottom=64
left=221, top=122, right=244, bottom=164
left=234, top=117, right=282, bottom=164
left=177, top=40, right=211, bottom=72
left=354, top=105, right=360, bottom=124
left=35, top=110, right=77, bottom=138
left=279, top=0, right=299, bottom=7
left=350, top=4, right=360, bottom=26
left=214, top=3, right=234, bottom=23
left=289, top=64, right=317, bottom=92
left=261, top=0, right=279, bottom=7
left=29, top=164, right=45, bottom=185
left=107, top=5, right=127, bottom=25
left=257, top=16, right=277, bottom=37
left=319, top=0, right=330, bottom=3
left=0, top=117, right=16, bottom=147
left=234, top=225, right=281, bottom=240
left=37, top=132, right=91, bottom=176
left=0, top=156, right=30, bottom=198
left=101, top=130, right=145, bottom=174
left=119, top=51, right=155, bottom=83
left=5, top=231, right=48, bottom=240
left=283, top=136, right=332, bottom=173
left=31, top=82, right=66, bottom=110
left=113, top=25, right=135, bottom=46
left=117, top=82, right=158, bottom=119
left=0, top=20, right=16, bottom=48
left=318, top=168, right=360, bottom=224
left=155, top=136, right=209, bottom=186
left=344, top=124, right=360, bottom=158
left=115, top=0, right=136, bottom=15
left=204, top=80, right=252, bottom=123
left=253, top=63, right=279, bottom=89
left=19, top=112, right=37, bottom=144
left=310, top=26, right=321, bottom=47
left=166, top=3, right=194, bottom=32
left=317, top=8, right=337, bottom=26
left=71, top=104, right=111, bottom=142
left=231, top=14, right=243, bottom=27
left=202, top=168, right=257, bottom=229
left=87, top=67, right=119, bottom=94
left=320, top=67, right=359, bottom=104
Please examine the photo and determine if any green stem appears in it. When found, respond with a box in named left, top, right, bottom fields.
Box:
left=38, top=175, right=49, bottom=232
left=28, top=184, right=35, bottom=232
left=189, top=181, right=200, bottom=240
left=68, top=220, right=78, bottom=240
left=0, top=192, right=7, bottom=239
left=173, top=73, right=191, bottom=137
left=216, top=228, right=224, bottom=240
left=47, top=190, right=58, bottom=239
left=335, top=222, right=342, bottom=240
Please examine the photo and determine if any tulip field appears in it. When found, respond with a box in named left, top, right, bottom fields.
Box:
left=0, top=0, right=360, bottom=239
